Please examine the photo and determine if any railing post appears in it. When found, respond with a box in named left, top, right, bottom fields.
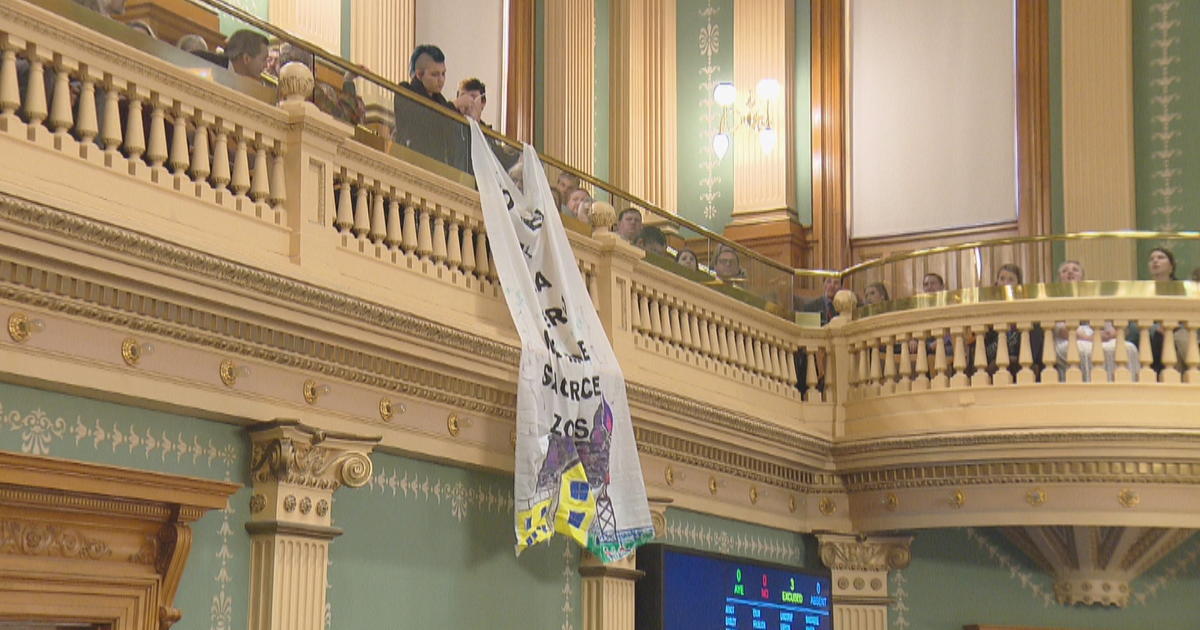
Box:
left=589, top=204, right=643, bottom=363
left=826, top=290, right=855, bottom=438
left=276, top=65, right=353, bottom=269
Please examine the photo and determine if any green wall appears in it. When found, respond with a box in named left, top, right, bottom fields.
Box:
left=1132, top=0, right=1200, bottom=279
left=891, top=527, right=1200, bottom=630
left=793, top=0, right=813, bottom=226
left=675, top=0, right=736, bottom=231
left=327, top=451, right=581, bottom=630
left=0, top=382, right=250, bottom=630
left=660, top=508, right=807, bottom=566
left=218, top=0, right=269, bottom=36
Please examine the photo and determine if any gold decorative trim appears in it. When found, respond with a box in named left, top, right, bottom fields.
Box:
left=302, top=379, right=321, bottom=405
left=749, top=486, right=759, bottom=504
left=818, top=497, right=836, bottom=515
left=121, top=337, right=142, bottom=366
left=950, top=489, right=966, bottom=509
left=447, top=413, right=461, bottom=437
left=788, top=494, right=797, bottom=513
left=1026, top=487, right=1047, bottom=507
left=379, top=398, right=401, bottom=422
left=249, top=425, right=376, bottom=491
left=664, top=465, right=676, bottom=487
left=708, top=476, right=719, bottom=495
left=817, top=534, right=913, bottom=571
left=882, top=493, right=898, bottom=512
left=218, top=359, right=239, bottom=387
left=7, top=311, right=37, bottom=342
left=1117, top=489, right=1140, bottom=509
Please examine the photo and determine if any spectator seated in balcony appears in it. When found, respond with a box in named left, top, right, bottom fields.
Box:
left=864, top=282, right=889, bottom=306
left=713, top=246, right=745, bottom=286
left=1052, top=260, right=1138, bottom=382
left=563, top=188, right=593, bottom=222
left=801, top=277, right=841, bottom=326
left=192, top=30, right=269, bottom=81
left=921, top=272, right=946, bottom=293
left=453, top=78, right=487, bottom=122
left=554, top=172, right=580, bottom=214
left=634, top=226, right=668, bottom=258
left=675, top=248, right=699, bottom=272
left=177, top=34, right=209, bottom=53
left=615, top=208, right=643, bottom=242
left=1144, top=247, right=1189, bottom=373
left=980, top=263, right=1044, bottom=379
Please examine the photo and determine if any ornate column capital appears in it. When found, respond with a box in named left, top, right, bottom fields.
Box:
left=646, top=495, right=673, bottom=538
left=817, top=533, right=913, bottom=572
left=248, top=419, right=379, bottom=492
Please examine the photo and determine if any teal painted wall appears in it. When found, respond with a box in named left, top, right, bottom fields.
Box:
left=660, top=508, right=807, bottom=567
left=594, top=0, right=612, bottom=182
left=0, top=382, right=250, bottom=630
left=675, top=0, right=735, bottom=231
left=793, top=0, right=812, bottom=226
left=327, top=451, right=581, bottom=630
left=890, top=527, right=1200, bottom=630
left=218, top=0, right=269, bottom=37
left=1132, top=0, right=1200, bottom=278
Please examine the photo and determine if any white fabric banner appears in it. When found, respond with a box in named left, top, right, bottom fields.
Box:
left=469, top=121, right=653, bottom=562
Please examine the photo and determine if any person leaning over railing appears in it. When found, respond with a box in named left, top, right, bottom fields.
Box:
left=1052, top=260, right=1139, bottom=382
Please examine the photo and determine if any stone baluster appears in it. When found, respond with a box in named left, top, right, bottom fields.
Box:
left=269, top=142, right=287, bottom=210
left=401, top=203, right=418, bottom=253
left=868, top=343, right=882, bottom=396
left=931, top=328, right=948, bottom=389
left=446, top=216, right=463, bottom=270
left=47, top=58, right=73, bottom=137
left=880, top=337, right=894, bottom=394
left=629, top=291, right=644, bottom=333
left=897, top=334, right=912, bottom=392
left=1016, top=324, right=1035, bottom=385
left=368, top=186, right=387, bottom=244
left=1137, top=321, right=1155, bottom=383
left=249, top=137, right=271, bottom=203
left=731, top=329, right=746, bottom=369
left=416, top=206, right=433, bottom=259
left=431, top=211, right=448, bottom=264
left=1161, top=322, right=1181, bottom=384
left=74, top=71, right=98, bottom=145
left=647, top=296, right=662, bottom=339
left=461, top=225, right=477, bottom=274
left=210, top=123, right=231, bottom=191
left=1087, top=321, right=1105, bottom=382
left=384, top=197, right=402, bottom=249
left=99, top=78, right=122, bottom=154
left=668, top=305, right=683, bottom=347
left=914, top=331, right=930, bottom=390
left=1041, top=325, right=1056, bottom=384
left=475, top=234, right=493, bottom=280
left=970, top=326, right=989, bottom=387
left=712, top=322, right=728, bottom=363
left=352, top=184, right=370, bottom=238
left=333, top=179, right=353, bottom=232
left=230, top=133, right=251, bottom=197
left=994, top=325, right=1012, bottom=385
left=679, top=310, right=694, bottom=350
left=949, top=328, right=967, bottom=388
left=168, top=104, right=190, bottom=176
left=21, top=47, right=47, bottom=127
left=1185, top=323, right=1200, bottom=384
left=1064, top=324, right=1083, bottom=384
left=804, top=347, right=818, bottom=400
left=485, top=246, right=498, bottom=282
left=696, top=317, right=711, bottom=358
left=143, top=95, right=168, bottom=173
left=189, top=117, right=210, bottom=183
left=854, top=343, right=869, bottom=398
left=0, top=46, right=19, bottom=119
left=123, top=89, right=146, bottom=162
left=1113, top=323, right=1133, bottom=383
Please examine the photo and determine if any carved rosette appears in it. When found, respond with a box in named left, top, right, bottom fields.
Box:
left=0, top=519, right=112, bottom=560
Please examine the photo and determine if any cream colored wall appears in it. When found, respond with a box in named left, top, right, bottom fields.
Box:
left=415, top=0, right=507, bottom=129
left=848, top=0, right=1017, bottom=239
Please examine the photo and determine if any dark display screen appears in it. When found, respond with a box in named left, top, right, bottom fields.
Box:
left=636, top=544, right=833, bottom=630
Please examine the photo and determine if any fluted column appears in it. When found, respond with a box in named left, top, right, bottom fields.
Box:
left=350, top=0, right=416, bottom=98
left=544, top=0, right=596, bottom=174
left=269, top=0, right=342, bottom=55
left=817, top=533, right=912, bottom=630
left=245, top=420, right=380, bottom=630
left=580, top=551, right=643, bottom=630
left=609, top=0, right=677, bottom=212
left=731, top=0, right=794, bottom=221
left=1061, top=0, right=1136, bottom=280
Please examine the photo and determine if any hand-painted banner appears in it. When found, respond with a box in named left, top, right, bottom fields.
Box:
left=469, top=121, right=653, bottom=562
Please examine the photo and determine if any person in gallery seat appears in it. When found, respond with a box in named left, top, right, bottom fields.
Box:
left=863, top=282, right=889, bottom=306
left=978, top=263, right=1044, bottom=380
left=615, top=208, right=643, bottom=242
left=634, top=226, right=668, bottom=258
left=393, top=45, right=459, bottom=165
left=193, top=30, right=270, bottom=80
left=675, top=248, right=699, bottom=272
left=1051, top=260, right=1138, bottom=382
left=921, top=272, right=945, bottom=293
left=801, top=277, right=841, bottom=326
left=1143, top=247, right=1189, bottom=374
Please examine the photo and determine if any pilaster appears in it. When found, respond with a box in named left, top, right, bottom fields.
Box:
left=268, top=0, right=342, bottom=56
left=1060, top=0, right=1136, bottom=280
left=349, top=0, right=416, bottom=103
left=580, top=551, right=643, bottom=630
left=609, top=0, right=677, bottom=212
left=278, top=96, right=354, bottom=268
left=245, top=419, right=380, bottom=630
left=731, top=0, right=794, bottom=221
left=817, top=534, right=913, bottom=630
left=544, top=0, right=596, bottom=174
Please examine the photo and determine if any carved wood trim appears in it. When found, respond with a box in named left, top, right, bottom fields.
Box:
left=811, top=0, right=849, bottom=270
left=0, top=452, right=238, bottom=630
left=1016, top=0, right=1053, bottom=280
